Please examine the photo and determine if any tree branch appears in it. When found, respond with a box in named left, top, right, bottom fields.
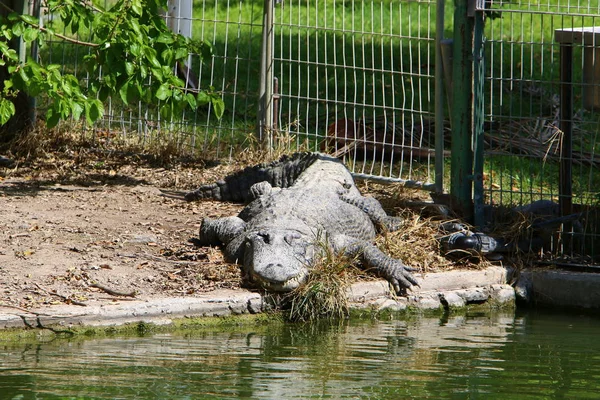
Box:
left=0, top=1, right=99, bottom=47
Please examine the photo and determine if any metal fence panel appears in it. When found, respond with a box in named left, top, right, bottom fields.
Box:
left=40, top=0, right=263, bottom=157
left=39, top=0, right=441, bottom=187
left=272, top=0, right=440, bottom=189
left=479, top=1, right=600, bottom=261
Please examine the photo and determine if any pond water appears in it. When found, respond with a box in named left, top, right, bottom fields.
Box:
left=1, top=310, right=600, bottom=399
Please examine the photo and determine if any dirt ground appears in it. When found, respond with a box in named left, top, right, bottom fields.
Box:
left=0, top=148, right=255, bottom=311
left=0, top=142, right=454, bottom=312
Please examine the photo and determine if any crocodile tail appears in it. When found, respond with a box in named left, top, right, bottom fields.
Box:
left=184, top=152, right=325, bottom=202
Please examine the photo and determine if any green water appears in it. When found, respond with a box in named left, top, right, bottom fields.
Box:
left=1, top=310, right=600, bottom=399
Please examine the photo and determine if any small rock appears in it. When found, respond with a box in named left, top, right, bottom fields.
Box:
left=410, top=294, right=442, bottom=310
left=491, top=284, right=516, bottom=305
left=247, top=297, right=263, bottom=314
left=129, top=234, right=159, bottom=244
left=456, top=287, right=489, bottom=303
left=439, top=291, right=466, bottom=309
left=376, top=298, right=407, bottom=312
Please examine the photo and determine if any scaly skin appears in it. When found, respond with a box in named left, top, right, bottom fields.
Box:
left=186, top=152, right=418, bottom=293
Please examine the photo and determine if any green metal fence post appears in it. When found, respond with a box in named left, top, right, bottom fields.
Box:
left=434, top=0, right=446, bottom=194
left=450, top=0, right=475, bottom=221
left=472, top=4, right=486, bottom=228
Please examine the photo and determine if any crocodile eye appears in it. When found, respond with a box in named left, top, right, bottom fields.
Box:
left=284, top=232, right=301, bottom=244
left=257, top=231, right=271, bottom=244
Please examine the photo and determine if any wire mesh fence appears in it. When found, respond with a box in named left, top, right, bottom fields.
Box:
left=39, top=0, right=440, bottom=186
left=479, top=0, right=600, bottom=262
left=272, top=0, right=440, bottom=189
left=39, top=0, right=264, bottom=158
left=28, top=0, right=600, bottom=262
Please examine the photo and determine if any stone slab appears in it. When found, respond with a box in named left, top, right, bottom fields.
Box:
left=0, top=267, right=513, bottom=330
left=517, top=268, right=600, bottom=309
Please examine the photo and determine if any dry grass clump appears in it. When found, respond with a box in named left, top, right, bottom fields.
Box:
left=378, top=213, right=453, bottom=273
left=366, top=182, right=486, bottom=271
left=284, top=244, right=366, bottom=323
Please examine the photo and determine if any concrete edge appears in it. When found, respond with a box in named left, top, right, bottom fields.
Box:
left=0, top=266, right=515, bottom=330
left=515, top=268, right=600, bottom=309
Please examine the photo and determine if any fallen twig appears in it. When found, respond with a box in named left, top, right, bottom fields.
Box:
left=34, top=283, right=87, bottom=307
left=8, top=233, right=31, bottom=239
left=89, top=283, right=136, bottom=298
left=117, top=252, right=208, bottom=265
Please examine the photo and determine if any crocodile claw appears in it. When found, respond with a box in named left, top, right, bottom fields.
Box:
left=387, top=266, right=420, bottom=294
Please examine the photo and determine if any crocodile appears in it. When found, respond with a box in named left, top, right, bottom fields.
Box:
left=185, top=152, right=418, bottom=293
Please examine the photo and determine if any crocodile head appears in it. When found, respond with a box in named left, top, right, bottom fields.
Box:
left=244, top=229, right=316, bottom=291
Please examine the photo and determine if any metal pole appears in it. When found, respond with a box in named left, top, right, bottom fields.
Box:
left=450, top=0, right=475, bottom=221
left=559, top=42, right=573, bottom=253
left=434, top=0, right=445, bottom=194
left=472, top=9, right=486, bottom=228
left=257, top=0, right=275, bottom=148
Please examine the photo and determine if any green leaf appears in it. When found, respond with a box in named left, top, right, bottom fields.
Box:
left=46, top=107, right=60, bottom=128
left=119, top=81, right=130, bottom=104
left=85, top=99, right=104, bottom=125
left=156, top=32, right=175, bottom=44
left=129, top=18, right=142, bottom=37
left=125, top=62, right=135, bottom=76
left=71, top=17, right=80, bottom=33
left=22, top=27, right=39, bottom=42
left=155, top=83, right=171, bottom=101
left=72, top=102, right=84, bottom=121
left=0, top=97, right=16, bottom=125
left=1, top=27, right=12, bottom=40
left=140, top=64, right=147, bottom=79
left=131, top=0, right=143, bottom=16
left=211, top=96, right=224, bottom=119
left=4, top=49, right=18, bottom=62
left=12, top=22, right=24, bottom=37
left=18, top=67, right=29, bottom=83
left=143, top=46, right=162, bottom=69
left=129, top=43, right=141, bottom=57
left=150, top=66, right=163, bottom=81
left=159, top=102, right=174, bottom=120
left=161, top=48, right=174, bottom=65
left=185, top=93, right=196, bottom=109
left=20, top=14, right=38, bottom=25
left=91, top=99, right=104, bottom=121
left=98, top=85, right=111, bottom=102
left=174, top=47, right=189, bottom=61
left=196, top=91, right=210, bottom=106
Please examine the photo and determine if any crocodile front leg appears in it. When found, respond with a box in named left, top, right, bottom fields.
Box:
left=331, top=234, right=419, bottom=294
left=199, top=216, right=246, bottom=246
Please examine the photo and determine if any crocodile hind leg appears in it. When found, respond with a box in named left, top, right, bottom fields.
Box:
left=338, top=193, right=404, bottom=232
left=331, top=234, right=418, bottom=294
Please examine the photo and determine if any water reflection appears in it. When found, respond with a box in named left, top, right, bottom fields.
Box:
left=1, top=310, right=599, bottom=399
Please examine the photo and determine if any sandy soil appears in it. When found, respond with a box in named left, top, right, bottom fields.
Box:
left=0, top=151, right=255, bottom=310
left=0, top=146, right=452, bottom=312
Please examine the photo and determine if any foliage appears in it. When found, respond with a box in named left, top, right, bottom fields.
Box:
left=0, top=0, right=224, bottom=128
